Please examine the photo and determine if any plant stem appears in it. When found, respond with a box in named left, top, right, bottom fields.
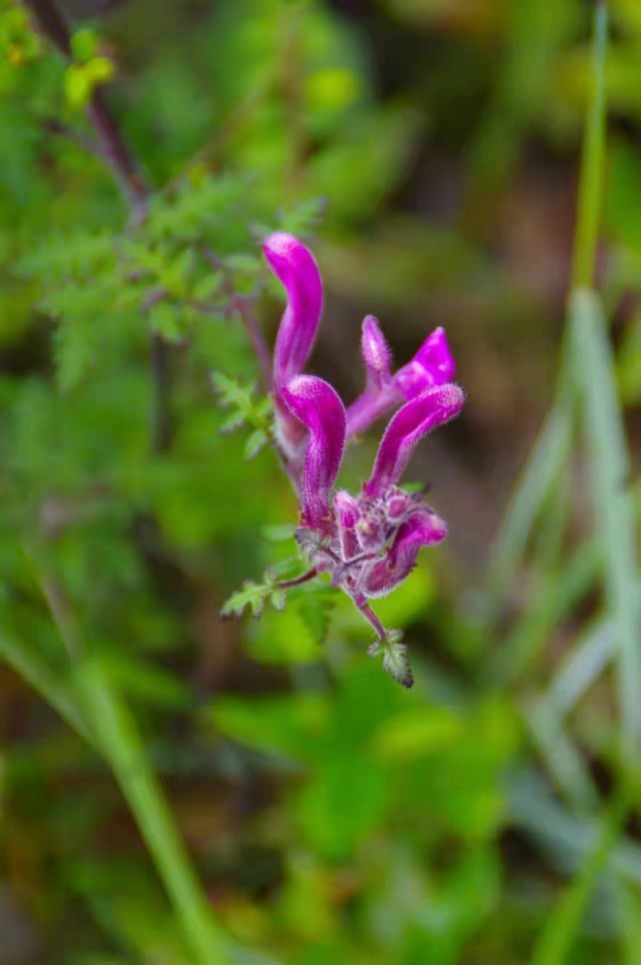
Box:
left=76, top=660, right=230, bottom=965
left=487, top=0, right=609, bottom=594
left=23, top=0, right=172, bottom=452
left=0, top=628, right=92, bottom=743
left=532, top=786, right=629, bottom=965
left=276, top=567, right=318, bottom=590
left=570, top=290, right=641, bottom=759
left=203, top=247, right=272, bottom=391
left=33, top=556, right=230, bottom=964
left=571, top=0, right=609, bottom=292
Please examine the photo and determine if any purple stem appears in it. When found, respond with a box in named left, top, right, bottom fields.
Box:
left=276, top=567, right=318, bottom=590
left=355, top=598, right=387, bottom=640
left=202, top=247, right=272, bottom=391
left=24, top=0, right=172, bottom=452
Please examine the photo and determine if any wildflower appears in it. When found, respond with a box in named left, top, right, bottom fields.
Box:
left=233, top=232, right=464, bottom=686
left=282, top=374, right=463, bottom=686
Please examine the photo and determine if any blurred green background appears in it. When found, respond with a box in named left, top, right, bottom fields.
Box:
left=2, top=0, right=641, bottom=962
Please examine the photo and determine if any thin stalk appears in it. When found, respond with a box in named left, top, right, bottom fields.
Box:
left=28, top=550, right=230, bottom=963
left=570, top=290, right=641, bottom=758
left=203, top=247, right=272, bottom=392
left=0, top=629, right=91, bottom=743
left=23, top=0, right=172, bottom=453
left=76, top=660, right=230, bottom=965
left=276, top=567, right=318, bottom=590
left=487, top=0, right=609, bottom=598
left=531, top=788, right=629, bottom=965
left=571, top=0, right=609, bottom=291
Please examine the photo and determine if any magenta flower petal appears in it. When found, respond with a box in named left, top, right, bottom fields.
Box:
left=393, top=327, right=456, bottom=400
left=361, top=315, right=392, bottom=390
left=414, top=326, right=456, bottom=380
left=263, top=233, right=323, bottom=389
left=282, top=375, right=346, bottom=532
left=363, top=511, right=447, bottom=598
left=364, top=383, right=464, bottom=498
left=347, top=324, right=457, bottom=438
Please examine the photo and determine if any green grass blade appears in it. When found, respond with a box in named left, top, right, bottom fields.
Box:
left=547, top=615, right=612, bottom=717
left=488, top=398, right=573, bottom=596
left=570, top=289, right=641, bottom=758
left=571, top=0, right=608, bottom=291
left=526, top=699, right=599, bottom=813
left=488, top=0, right=608, bottom=593
left=76, top=660, right=231, bottom=965
left=490, top=537, right=598, bottom=684
left=531, top=790, right=628, bottom=965
left=0, top=629, right=91, bottom=742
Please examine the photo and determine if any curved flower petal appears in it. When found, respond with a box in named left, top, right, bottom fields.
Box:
left=364, top=383, right=464, bottom=498
left=361, top=315, right=392, bottom=390
left=394, top=327, right=455, bottom=400
left=263, top=233, right=323, bottom=389
left=282, top=375, right=346, bottom=531
left=363, top=511, right=447, bottom=598
left=346, top=325, right=456, bottom=438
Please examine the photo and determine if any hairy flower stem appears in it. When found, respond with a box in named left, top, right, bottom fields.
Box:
left=23, top=0, right=172, bottom=453
left=356, top=599, right=388, bottom=640
left=276, top=567, right=318, bottom=590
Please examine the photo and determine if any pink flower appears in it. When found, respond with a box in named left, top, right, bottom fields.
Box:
left=281, top=376, right=464, bottom=685
left=257, top=233, right=464, bottom=686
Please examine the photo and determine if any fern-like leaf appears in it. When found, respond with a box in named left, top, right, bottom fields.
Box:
left=221, top=570, right=285, bottom=620
left=211, top=371, right=273, bottom=456
left=369, top=630, right=414, bottom=689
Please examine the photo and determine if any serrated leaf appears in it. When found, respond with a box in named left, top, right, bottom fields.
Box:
left=270, top=589, right=286, bottom=611
left=221, top=579, right=271, bottom=620
left=294, top=582, right=335, bottom=645
left=244, top=428, right=267, bottom=459
left=53, top=316, right=98, bottom=390
left=221, top=570, right=284, bottom=621
left=211, top=370, right=273, bottom=440
left=148, top=302, right=184, bottom=343
left=277, top=196, right=327, bottom=237
left=369, top=629, right=414, bottom=689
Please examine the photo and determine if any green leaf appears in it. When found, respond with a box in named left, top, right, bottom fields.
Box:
left=570, top=289, right=641, bottom=757
left=148, top=301, right=184, bottom=343
left=369, top=629, right=413, bottom=689
left=244, top=428, right=267, bottom=459
left=294, top=581, right=335, bottom=645
left=211, top=371, right=273, bottom=451
left=221, top=569, right=287, bottom=620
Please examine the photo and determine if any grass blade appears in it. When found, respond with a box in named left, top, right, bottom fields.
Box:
left=488, top=398, right=573, bottom=596
left=571, top=0, right=608, bottom=291
left=488, top=0, right=608, bottom=596
left=526, top=698, right=599, bottom=813
left=76, top=660, right=231, bottom=965
left=531, top=791, right=628, bottom=965
left=570, top=289, right=641, bottom=758
left=0, top=629, right=91, bottom=742
left=547, top=615, right=612, bottom=717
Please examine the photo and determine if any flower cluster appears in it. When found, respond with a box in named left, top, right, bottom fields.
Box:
left=257, top=233, right=463, bottom=686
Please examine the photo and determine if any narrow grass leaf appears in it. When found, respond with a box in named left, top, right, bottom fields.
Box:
left=571, top=289, right=641, bottom=758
